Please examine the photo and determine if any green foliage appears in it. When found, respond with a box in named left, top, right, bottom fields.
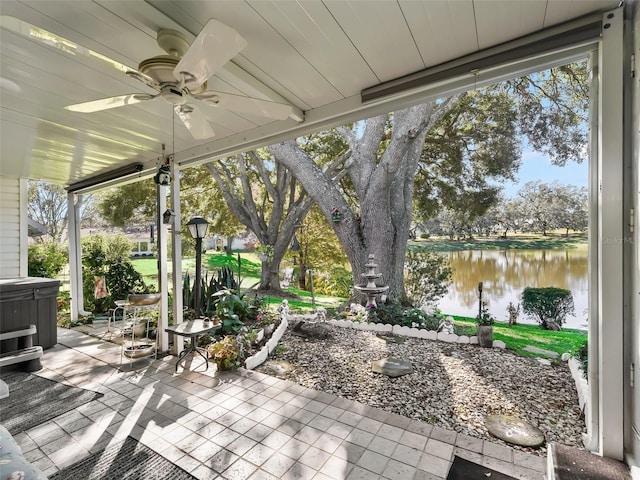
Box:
left=367, top=303, right=404, bottom=326
left=214, top=291, right=254, bottom=334
left=476, top=301, right=496, bottom=326
left=57, top=290, right=71, bottom=312
left=576, top=339, right=588, bottom=378
left=404, top=248, right=452, bottom=307
left=363, top=303, right=442, bottom=330
left=313, top=267, right=353, bottom=298
left=81, top=234, right=147, bottom=314
left=521, top=286, right=575, bottom=330
left=28, top=241, right=67, bottom=278
left=207, top=336, right=245, bottom=370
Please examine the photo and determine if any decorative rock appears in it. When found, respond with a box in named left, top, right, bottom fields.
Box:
left=292, top=320, right=331, bottom=339
left=561, top=353, right=571, bottom=362
left=536, top=358, right=552, bottom=366
left=258, top=359, right=295, bottom=376
left=523, top=346, right=559, bottom=358
left=469, top=336, right=479, bottom=345
left=485, top=414, right=546, bottom=447
left=493, top=340, right=506, bottom=349
left=371, top=357, right=414, bottom=377
left=457, top=335, right=470, bottom=344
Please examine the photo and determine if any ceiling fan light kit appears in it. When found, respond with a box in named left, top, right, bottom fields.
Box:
left=64, top=19, right=295, bottom=139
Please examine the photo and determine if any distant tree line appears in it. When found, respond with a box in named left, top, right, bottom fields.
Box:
left=421, top=180, right=588, bottom=239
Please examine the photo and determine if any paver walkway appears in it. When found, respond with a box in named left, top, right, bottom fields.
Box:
left=11, top=328, right=546, bottom=479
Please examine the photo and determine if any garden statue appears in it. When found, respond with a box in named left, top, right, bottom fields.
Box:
left=278, top=299, right=290, bottom=316
left=315, top=306, right=327, bottom=322
left=438, top=316, right=455, bottom=334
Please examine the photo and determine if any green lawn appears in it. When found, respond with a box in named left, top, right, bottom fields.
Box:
left=451, top=315, right=587, bottom=358
left=409, top=232, right=587, bottom=252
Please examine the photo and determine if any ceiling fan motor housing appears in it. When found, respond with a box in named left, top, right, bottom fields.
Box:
left=160, top=85, right=187, bottom=105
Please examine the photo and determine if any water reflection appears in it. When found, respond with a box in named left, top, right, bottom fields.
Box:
left=437, top=249, right=588, bottom=330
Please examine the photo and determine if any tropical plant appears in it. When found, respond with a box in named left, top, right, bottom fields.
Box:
left=521, top=286, right=575, bottom=330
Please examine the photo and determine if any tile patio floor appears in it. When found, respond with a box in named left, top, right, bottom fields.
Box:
left=11, top=328, right=546, bottom=479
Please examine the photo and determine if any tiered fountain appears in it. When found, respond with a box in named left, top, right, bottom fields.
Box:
left=354, top=254, right=389, bottom=307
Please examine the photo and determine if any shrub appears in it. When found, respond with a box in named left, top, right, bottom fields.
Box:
left=313, top=267, right=353, bottom=298
left=521, top=286, right=575, bottom=330
left=28, top=241, right=67, bottom=278
left=81, top=234, right=148, bottom=313
left=367, top=303, right=405, bottom=326
left=404, top=248, right=452, bottom=308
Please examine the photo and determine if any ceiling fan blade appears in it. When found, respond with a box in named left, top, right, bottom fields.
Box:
left=174, top=19, right=247, bottom=86
left=197, top=91, right=293, bottom=120
left=175, top=104, right=215, bottom=139
left=126, top=69, right=160, bottom=91
left=65, top=94, right=155, bottom=113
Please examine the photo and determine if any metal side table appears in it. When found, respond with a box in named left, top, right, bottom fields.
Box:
left=165, top=319, right=221, bottom=372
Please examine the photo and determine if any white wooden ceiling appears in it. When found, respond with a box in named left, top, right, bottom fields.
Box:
left=0, top=0, right=618, bottom=187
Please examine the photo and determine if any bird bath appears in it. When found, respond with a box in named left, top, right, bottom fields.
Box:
left=354, top=254, right=389, bottom=307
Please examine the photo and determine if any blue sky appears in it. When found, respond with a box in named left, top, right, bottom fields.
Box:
left=499, top=148, right=588, bottom=199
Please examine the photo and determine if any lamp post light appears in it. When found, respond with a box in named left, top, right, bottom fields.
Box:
left=187, top=216, right=209, bottom=317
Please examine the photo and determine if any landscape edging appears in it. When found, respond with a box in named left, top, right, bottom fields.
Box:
left=244, top=316, right=288, bottom=370
left=327, top=318, right=505, bottom=349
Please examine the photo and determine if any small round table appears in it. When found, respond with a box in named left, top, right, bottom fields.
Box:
left=165, top=319, right=221, bottom=372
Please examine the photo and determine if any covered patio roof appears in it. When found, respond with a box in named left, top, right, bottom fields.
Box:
left=0, top=0, right=619, bottom=188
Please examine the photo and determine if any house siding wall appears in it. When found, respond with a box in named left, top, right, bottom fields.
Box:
left=0, top=177, right=27, bottom=278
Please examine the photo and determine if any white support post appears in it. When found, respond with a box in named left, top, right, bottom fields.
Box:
left=156, top=184, right=169, bottom=352
left=597, top=7, right=624, bottom=460
left=170, top=159, right=184, bottom=354
left=585, top=50, right=600, bottom=452
left=67, top=192, right=89, bottom=322
left=19, top=179, right=28, bottom=277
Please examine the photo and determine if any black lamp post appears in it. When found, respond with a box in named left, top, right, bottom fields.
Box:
left=187, top=216, right=209, bottom=317
left=478, top=282, right=483, bottom=319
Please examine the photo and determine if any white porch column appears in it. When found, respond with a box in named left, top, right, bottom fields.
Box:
left=170, top=159, right=184, bottom=354
left=156, top=185, right=169, bottom=351
left=597, top=7, right=624, bottom=460
left=67, top=192, right=91, bottom=321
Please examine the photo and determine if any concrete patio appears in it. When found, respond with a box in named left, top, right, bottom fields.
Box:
left=12, top=328, right=546, bottom=479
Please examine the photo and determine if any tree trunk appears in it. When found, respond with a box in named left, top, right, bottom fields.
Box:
left=269, top=101, right=455, bottom=303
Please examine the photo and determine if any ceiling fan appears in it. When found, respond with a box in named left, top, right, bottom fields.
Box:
left=65, top=19, right=293, bottom=139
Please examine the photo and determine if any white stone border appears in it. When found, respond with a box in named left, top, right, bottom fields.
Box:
left=327, top=318, right=507, bottom=349
left=568, top=357, right=590, bottom=412
left=244, top=316, right=288, bottom=370
left=245, top=315, right=508, bottom=370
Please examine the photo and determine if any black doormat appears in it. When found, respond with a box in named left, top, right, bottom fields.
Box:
left=447, top=455, right=517, bottom=480
left=49, top=436, right=197, bottom=480
left=0, top=371, right=103, bottom=435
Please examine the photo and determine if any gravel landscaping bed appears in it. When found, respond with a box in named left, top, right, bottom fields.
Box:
left=258, top=323, right=584, bottom=456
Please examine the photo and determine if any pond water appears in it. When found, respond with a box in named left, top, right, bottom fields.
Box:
left=436, top=249, right=588, bottom=330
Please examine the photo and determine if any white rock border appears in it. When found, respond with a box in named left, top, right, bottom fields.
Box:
left=245, top=315, right=509, bottom=370
left=244, top=316, right=288, bottom=370
left=568, top=357, right=589, bottom=412
left=328, top=318, right=506, bottom=349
